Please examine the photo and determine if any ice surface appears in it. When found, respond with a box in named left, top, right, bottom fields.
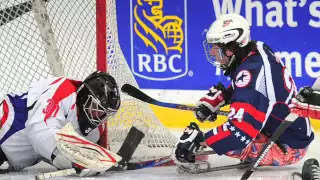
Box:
left=0, top=131, right=319, bottom=180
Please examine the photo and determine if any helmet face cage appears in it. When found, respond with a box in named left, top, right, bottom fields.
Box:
left=203, top=14, right=251, bottom=70
left=83, top=71, right=121, bottom=112
left=203, top=40, right=229, bottom=70
left=76, top=71, right=121, bottom=129
left=83, top=95, right=117, bottom=126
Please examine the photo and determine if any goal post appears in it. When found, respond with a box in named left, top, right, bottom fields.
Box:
left=96, top=0, right=107, bottom=72
left=0, top=0, right=177, bottom=162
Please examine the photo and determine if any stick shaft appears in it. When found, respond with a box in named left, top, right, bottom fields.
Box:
left=35, top=168, right=76, bottom=180
left=121, top=84, right=229, bottom=116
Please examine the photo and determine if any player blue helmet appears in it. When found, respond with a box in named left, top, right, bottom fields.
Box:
left=203, top=14, right=252, bottom=76
left=76, top=71, right=121, bottom=135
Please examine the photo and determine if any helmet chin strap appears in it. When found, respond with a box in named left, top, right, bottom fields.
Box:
left=227, top=55, right=236, bottom=67
left=223, top=55, right=236, bottom=76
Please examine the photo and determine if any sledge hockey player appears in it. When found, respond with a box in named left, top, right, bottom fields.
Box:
left=174, top=13, right=314, bottom=171
left=0, top=71, right=122, bottom=176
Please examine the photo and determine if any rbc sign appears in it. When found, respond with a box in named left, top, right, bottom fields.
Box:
left=130, top=0, right=188, bottom=81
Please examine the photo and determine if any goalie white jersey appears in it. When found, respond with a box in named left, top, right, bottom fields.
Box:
left=0, top=77, right=104, bottom=170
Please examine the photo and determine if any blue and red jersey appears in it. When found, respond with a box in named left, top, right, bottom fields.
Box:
left=205, top=41, right=314, bottom=155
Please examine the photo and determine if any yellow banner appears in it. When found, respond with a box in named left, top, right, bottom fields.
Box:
left=150, top=105, right=320, bottom=130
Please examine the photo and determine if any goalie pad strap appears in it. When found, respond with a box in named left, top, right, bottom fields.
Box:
left=51, top=148, right=73, bottom=170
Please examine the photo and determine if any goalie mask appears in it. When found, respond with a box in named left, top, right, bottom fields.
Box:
left=203, top=14, right=251, bottom=75
left=77, top=71, right=121, bottom=136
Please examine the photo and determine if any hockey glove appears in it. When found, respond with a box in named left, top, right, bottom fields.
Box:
left=195, top=83, right=227, bottom=122
left=290, top=86, right=320, bottom=119
left=175, top=122, right=205, bottom=163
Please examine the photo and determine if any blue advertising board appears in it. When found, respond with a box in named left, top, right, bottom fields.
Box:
left=116, top=0, right=320, bottom=90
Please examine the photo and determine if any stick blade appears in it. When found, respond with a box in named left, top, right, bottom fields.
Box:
left=121, top=84, right=155, bottom=103
left=120, top=83, right=134, bottom=93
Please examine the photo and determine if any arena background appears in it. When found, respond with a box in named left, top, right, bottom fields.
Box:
left=116, top=0, right=320, bottom=130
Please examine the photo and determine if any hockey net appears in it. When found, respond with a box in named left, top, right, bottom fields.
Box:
left=0, top=0, right=177, bottom=162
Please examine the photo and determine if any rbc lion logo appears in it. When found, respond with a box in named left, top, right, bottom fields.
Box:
left=131, top=0, right=188, bottom=81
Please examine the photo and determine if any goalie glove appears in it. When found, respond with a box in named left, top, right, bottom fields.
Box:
left=290, top=86, right=320, bottom=119
left=195, top=83, right=228, bottom=122
left=174, top=122, right=205, bottom=163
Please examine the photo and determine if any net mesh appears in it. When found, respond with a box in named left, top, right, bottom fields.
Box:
left=0, top=0, right=176, bottom=162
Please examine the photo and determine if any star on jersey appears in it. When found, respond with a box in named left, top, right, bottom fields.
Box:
left=231, top=126, right=251, bottom=145
left=235, top=131, right=241, bottom=137
left=236, top=73, right=247, bottom=82
left=222, top=120, right=252, bottom=146
left=235, top=70, right=251, bottom=88
left=240, top=136, right=246, bottom=142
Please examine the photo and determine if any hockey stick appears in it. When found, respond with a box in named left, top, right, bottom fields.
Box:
left=178, top=162, right=251, bottom=174
left=34, top=158, right=171, bottom=180
left=126, top=156, right=174, bottom=170
left=125, top=150, right=216, bottom=170
left=35, top=168, right=76, bottom=180
left=111, top=125, right=146, bottom=170
left=240, top=77, right=320, bottom=180
left=35, top=159, right=172, bottom=180
left=121, top=83, right=229, bottom=116
left=35, top=150, right=216, bottom=179
left=35, top=158, right=173, bottom=180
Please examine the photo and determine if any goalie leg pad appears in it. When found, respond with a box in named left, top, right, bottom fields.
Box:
left=55, top=122, right=122, bottom=172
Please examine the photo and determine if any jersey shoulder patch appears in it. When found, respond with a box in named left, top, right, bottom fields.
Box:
left=235, top=70, right=251, bottom=88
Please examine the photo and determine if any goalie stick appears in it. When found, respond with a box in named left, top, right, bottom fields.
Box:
left=35, top=156, right=174, bottom=180
left=126, top=150, right=216, bottom=170
left=35, top=169, right=76, bottom=180
left=109, top=125, right=146, bottom=171
left=35, top=150, right=216, bottom=179
left=240, top=77, right=320, bottom=180
left=121, top=84, right=229, bottom=116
